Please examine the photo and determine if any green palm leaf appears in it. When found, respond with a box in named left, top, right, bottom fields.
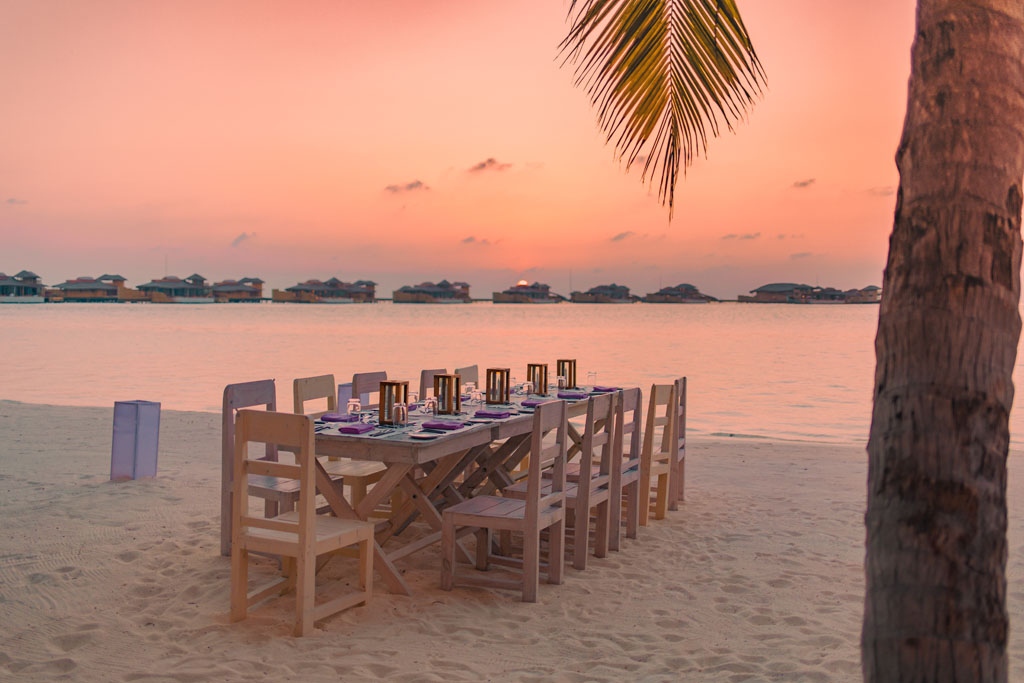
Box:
left=563, top=0, right=764, bottom=217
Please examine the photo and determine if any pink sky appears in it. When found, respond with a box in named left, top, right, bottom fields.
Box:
left=0, top=0, right=916, bottom=299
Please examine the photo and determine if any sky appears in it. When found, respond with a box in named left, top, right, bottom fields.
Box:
left=0, top=0, right=917, bottom=299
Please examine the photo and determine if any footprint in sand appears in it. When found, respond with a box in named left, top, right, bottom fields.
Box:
left=51, top=632, right=93, bottom=653
left=115, top=551, right=140, bottom=563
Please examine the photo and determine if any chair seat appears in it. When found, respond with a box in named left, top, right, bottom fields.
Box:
left=503, top=480, right=580, bottom=500
left=245, top=510, right=374, bottom=550
left=548, top=462, right=600, bottom=482
left=321, top=458, right=386, bottom=479
left=445, top=495, right=563, bottom=524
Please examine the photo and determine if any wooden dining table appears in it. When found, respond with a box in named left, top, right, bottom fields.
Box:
left=308, top=388, right=618, bottom=595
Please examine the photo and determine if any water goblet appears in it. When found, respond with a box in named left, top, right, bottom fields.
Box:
left=347, top=398, right=362, bottom=416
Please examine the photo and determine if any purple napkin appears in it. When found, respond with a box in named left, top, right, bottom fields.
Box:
left=591, top=386, right=621, bottom=393
left=337, top=422, right=375, bottom=434
left=475, top=409, right=511, bottom=419
left=422, top=420, right=465, bottom=431
left=558, top=392, right=588, bottom=400
left=321, top=412, right=358, bottom=422
left=521, top=399, right=544, bottom=408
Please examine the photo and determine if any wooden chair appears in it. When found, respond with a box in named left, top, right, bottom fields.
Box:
left=441, top=400, right=567, bottom=602
left=222, top=380, right=301, bottom=557
left=639, top=383, right=683, bottom=524
left=419, top=368, right=448, bottom=398
left=455, top=365, right=479, bottom=385
left=352, top=370, right=387, bottom=408
left=230, top=410, right=373, bottom=636
left=293, top=374, right=386, bottom=507
left=609, top=387, right=643, bottom=551
left=504, top=392, right=616, bottom=570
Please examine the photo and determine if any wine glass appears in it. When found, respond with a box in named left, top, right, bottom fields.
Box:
left=347, top=398, right=362, bottom=416
left=409, top=391, right=420, bottom=410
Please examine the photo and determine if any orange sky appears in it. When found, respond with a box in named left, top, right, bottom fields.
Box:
left=0, top=0, right=916, bottom=298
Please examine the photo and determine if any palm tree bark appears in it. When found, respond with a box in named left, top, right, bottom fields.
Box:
left=864, top=1, right=1024, bottom=680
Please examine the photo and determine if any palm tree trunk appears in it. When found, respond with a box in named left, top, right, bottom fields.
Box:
left=863, top=1, right=1024, bottom=680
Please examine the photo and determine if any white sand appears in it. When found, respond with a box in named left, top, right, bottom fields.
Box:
left=1, top=400, right=1023, bottom=681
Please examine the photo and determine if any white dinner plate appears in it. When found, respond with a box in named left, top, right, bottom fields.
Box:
left=409, top=431, right=440, bottom=440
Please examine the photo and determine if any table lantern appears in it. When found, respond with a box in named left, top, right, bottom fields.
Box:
left=485, top=368, right=511, bottom=404
left=526, top=363, right=549, bottom=396
left=556, top=359, right=577, bottom=389
left=378, top=380, right=409, bottom=425
left=433, top=373, right=462, bottom=414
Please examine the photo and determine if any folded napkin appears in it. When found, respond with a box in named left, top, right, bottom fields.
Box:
left=337, top=422, right=375, bottom=434
left=460, top=394, right=471, bottom=401
left=421, top=420, right=465, bottom=431
left=475, top=409, right=511, bottom=419
left=521, top=399, right=544, bottom=408
left=320, top=412, right=359, bottom=422
left=557, top=392, right=588, bottom=400
left=591, top=386, right=621, bottom=393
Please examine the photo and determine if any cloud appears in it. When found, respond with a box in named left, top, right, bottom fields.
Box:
left=231, top=232, right=254, bottom=247
left=792, top=178, right=816, bottom=188
left=777, top=233, right=805, bottom=240
left=722, top=232, right=760, bottom=241
left=740, top=232, right=761, bottom=240
left=461, top=236, right=492, bottom=246
left=867, top=185, right=896, bottom=196
left=5, top=198, right=27, bottom=205
left=790, top=251, right=812, bottom=259
left=385, top=180, right=429, bottom=193
left=468, top=158, right=512, bottom=173
left=610, top=231, right=635, bottom=242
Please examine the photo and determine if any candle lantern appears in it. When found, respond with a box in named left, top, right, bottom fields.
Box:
left=433, top=374, right=462, bottom=414
left=378, top=380, right=410, bottom=425
left=526, top=363, right=549, bottom=396
left=556, top=359, right=577, bottom=389
left=485, top=368, right=511, bottom=404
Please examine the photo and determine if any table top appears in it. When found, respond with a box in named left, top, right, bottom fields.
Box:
left=313, top=387, right=620, bottom=464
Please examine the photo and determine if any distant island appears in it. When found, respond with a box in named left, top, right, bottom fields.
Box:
left=393, top=280, right=471, bottom=304
left=493, top=281, right=565, bottom=304
left=644, top=283, right=717, bottom=303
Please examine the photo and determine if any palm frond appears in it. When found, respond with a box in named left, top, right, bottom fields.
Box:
left=563, top=0, right=765, bottom=218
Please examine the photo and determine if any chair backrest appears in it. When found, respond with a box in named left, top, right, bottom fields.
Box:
left=526, top=400, right=568, bottom=523
left=221, top=379, right=277, bottom=556
left=674, top=377, right=686, bottom=454
left=615, top=387, right=643, bottom=474
left=352, top=371, right=387, bottom=407
left=232, top=410, right=316, bottom=552
left=337, top=382, right=353, bottom=408
left=454, top=365, right=479, bottom=385
left=419, top=368, right=448, bottom=398
left=642, top=383, right=678, bottom=461
left=293, top=374, right=337, bottom=417
left=578, top=392, right=615, bottom=492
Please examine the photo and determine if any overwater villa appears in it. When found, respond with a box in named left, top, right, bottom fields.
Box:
left=739, top=282, right=881, bottom=304
left=212, top=277, right=264, bottom=302
left=570, top=283, right=637, bottom=303
left=47, top=274, right=141, bottom=302
left=0, top=270, right=45, bottom=303
left=393, top=280, right=471, bottom=303
left=137, top=274, right=214, bottom=303
left=492, top=281, right=564, bottom=304
left=272, top=278, right=376, bottom=303
left=644, top=283, right=716, bottom=303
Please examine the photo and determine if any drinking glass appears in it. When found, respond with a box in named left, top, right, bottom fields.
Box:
left=347, top=398, right=362, bottom=416
left=557, top=375, right=567, bottom=390
left=424, top=396, right=438, bottom=415
left=587, top=371, right=598, bottom=387
left=471, top=390, right=484, bottom=405
left=464, top=381, right=477, bottom=394
left=393, top=402, right=408, bottom=427
left=409, top=391, right=420, bottom=410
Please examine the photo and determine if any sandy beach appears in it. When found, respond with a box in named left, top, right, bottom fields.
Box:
left=2, top=399, right=1023, bottom=681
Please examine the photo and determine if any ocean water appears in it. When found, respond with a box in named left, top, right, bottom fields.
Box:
left=2, top=300, right=1003, bottom=446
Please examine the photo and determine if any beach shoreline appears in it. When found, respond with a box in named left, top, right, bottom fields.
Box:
left=2, top=400, right=1022, bottom=681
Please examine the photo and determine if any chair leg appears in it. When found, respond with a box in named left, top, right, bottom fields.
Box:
left=440, top=515, right=455, bottom=591
left=523, top=528, right=540, bottom=603
left=547, top=518, right=565, bottom=585
left=654, top=473, right=669, bottom=520
left=264, top=499, right=279, bottom=518
left=359, top=539, right=373, bottom=604
left=625, top=481, right=639, bottom=540
left=667, top=454, right=680, bottom=512
left=676, top=456, right=685, bottom=502
left=499, top=529, right=512, bottom=555
left=608, top=481, right=623, bottom=552
left=475, top=528, right=490, bottom=570
left=351, top=478, right=368, bottom=508
left=573, top=502, right=589, bottom=571
left=230, top=547, right=248, bottom=622
left=293, top=553, right=315, bottom=637
left=594, top=500, right=610, bottom=559
left=638, top=464, right=652, bottom=527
